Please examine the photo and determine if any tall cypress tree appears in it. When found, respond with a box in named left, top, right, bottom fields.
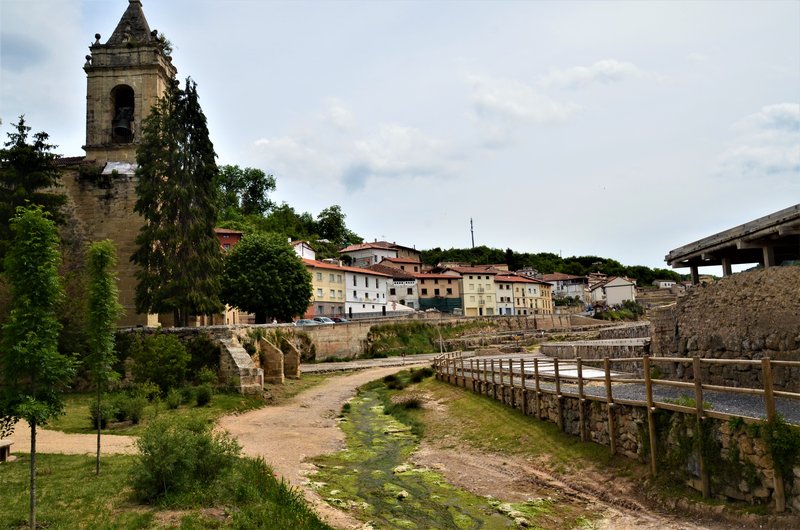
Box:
left=131, top=78, right=222, bottom=326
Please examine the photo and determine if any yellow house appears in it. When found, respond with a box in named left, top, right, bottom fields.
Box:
left=302, top=259, right=346, bottom=317
left=447, top=266, right=498, bottom=316
left=511, top=276, right=554, bottom=315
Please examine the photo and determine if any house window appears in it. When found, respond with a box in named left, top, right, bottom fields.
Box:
left=421, top=288, right=428, bottom=295
left=353, top=276, right=357, bottom=286
left=353, top=290, right=357, bottom=298
left=338, top=290, right=343, bottom=298
left=414, top=266, right=419, bottom=272
left=434, top=288, right=440, bottom=296
left=330, top=289, right=335, bottom=298
left=375, top=278, right=379, bottom=288
left=364, top=277, right=368, bottom=287
left=316, top=272, right=322, bottom=281
left=447, top=279, right=451, bottom=284
left=469, top=275, right=473, bottom=279
left=407, top=288, right=413, bottom=295
left=337, top=274, right=342, bottom=283
left=316, top=288, right=323, bottom=297
left=318, top=305, right=324, bottom=314
left=400, top=265, right=405, bottom=270
left=446, top=288, right=452, bottom=295
left=390, top=288, right=396, bottom=295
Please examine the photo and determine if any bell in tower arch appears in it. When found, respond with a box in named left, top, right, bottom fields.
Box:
left=111, top=85, right=135, bottom=143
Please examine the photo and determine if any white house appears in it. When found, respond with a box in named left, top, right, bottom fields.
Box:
left=590, top=276, right=637, bottom=306
left=652, top=279, right=676, bottom=289
left=539, top=272, right=588, bottom=302
left=344, top=267, right=392, bottom=316
left=291, top=240, right=316, bottom=260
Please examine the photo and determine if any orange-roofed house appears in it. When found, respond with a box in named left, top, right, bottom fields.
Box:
left=415, top=271, right=462, bottom=313
left=302, top=259, right=346, bottom=317
left=214, top=228, right=243, bottom=251
left=443, top=266, right=499, bottom=316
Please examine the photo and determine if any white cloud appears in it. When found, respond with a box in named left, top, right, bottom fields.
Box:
left=539, top=59, right=645, bottom=89
left=718, top=103, right=800, bottom=177
left=321, top=97, right=354, bottom=131
left=468, top=74, right=579, bottom=124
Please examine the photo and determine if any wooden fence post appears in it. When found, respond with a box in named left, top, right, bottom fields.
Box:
left=604, top=357, right=616, bottom=456
left=643, top=355, right=658, bottom=477
left=534, top=358, right=542, bottom=419
left=521, top=358, right=527, bottom=416
left=693, top=357, right=711, bottom=499
left=577, top=357, right=586, bottom=442
left=491, top=359, right=497, bottom=400
left=554, top=358, right=564, bottom=431
left=509, top=359, right=516, bottom=409
left=762, top=357, right=786, bottom=513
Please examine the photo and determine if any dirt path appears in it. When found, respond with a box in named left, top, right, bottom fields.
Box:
left=6, top=422, right=136, bottom=456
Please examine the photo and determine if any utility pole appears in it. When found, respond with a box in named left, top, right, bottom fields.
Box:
left=470, top=218, right=475, bottom=249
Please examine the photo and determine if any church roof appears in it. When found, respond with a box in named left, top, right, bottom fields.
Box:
left=106, top=0, right=155, bottom=46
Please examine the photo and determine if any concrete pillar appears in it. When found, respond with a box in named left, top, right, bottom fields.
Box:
left=690, top=265, right=700, bottom=285
left=762, top=245, right=776, bottom=268
left=721, top=257, right=732, bottom=277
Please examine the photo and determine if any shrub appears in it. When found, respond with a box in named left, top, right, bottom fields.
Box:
left=126, top=395, right=148, bottom=424
left=111, top=394, right=129, bottom=422
left=166, top=388, right=182, bottom=410
left=89, top=401, right=117, bottom=429
left=180, top=386, right=196, bottom=405
left=196, top=384, right=213, bottom=407
left=409, top=367, right=435, bottom=383
left=185, top=333, right=220, bottom=375
left=132, top=381, right=162, bottom=402
left=131, top=417, right=241, bottom=501
left=197, top=366, right=218, bottom=386
left=132, top=332, right=190, bottom=392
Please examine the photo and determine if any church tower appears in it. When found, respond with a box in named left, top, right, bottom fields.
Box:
left=83, top=0, right=176, bottom=164
left=59, top=0, right=177, bottom=326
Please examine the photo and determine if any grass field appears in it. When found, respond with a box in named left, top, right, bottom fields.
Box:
left=47, top=374, right=331, bottom=436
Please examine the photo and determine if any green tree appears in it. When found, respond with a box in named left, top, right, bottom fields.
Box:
left=316, top=205, right=348, bottom=245
left=86, top=240, right=122, bottom=475
left=132, top=333, right=190, bottom=392
left=216, top=164, right=276, bottom=219
left=220, top=233, right=312, bottom=324
left=0, top=206, right=75, bottom=529
left=131, top=78, right=222, bottom=327
left=0, top=116, right=66, bottom=267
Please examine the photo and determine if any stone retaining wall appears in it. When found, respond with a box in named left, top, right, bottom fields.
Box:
left=540, top=339, right=650, bottom=375
left=649, top=267, right=800, bottom=391
left=598, top=322, right=651, bottom=340
left=439, top=371, right=800, bottom=512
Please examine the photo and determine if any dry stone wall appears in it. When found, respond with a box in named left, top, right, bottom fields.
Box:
left=649, top=267, right=800, bottom=391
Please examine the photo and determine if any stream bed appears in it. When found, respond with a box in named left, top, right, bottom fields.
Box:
left=310, top=384, right=551, bottom=529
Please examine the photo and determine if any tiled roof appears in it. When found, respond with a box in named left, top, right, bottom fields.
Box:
left=106, top=0, right=154, bottom=47
left=414, top=273, right=461, bottom=280
left=339, top=240, right=418, bottom=254
left=446, top=266, right=500, bottom=275
left=382, top=257, right=421, bottom=264
left=290, top=240, right=314, bottom=249
left=54, top=156, right=87, bottom=166
left=495, top=275, right=538, bottom=284
left=367, top=264, right=416, bottom=280
left=214, top=228, right=243, bottom=235
left=303, top=259, right=392, bottom=277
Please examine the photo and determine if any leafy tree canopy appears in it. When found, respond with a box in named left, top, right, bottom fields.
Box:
left=220, top=233, right=312, bottom=323
left=0, top=116, right=66, bottom=267
left=216, top=164, right=276, bottom=219
left=1, top=205, right=75, bottom=426
left=131, top=78, right=223, bottom=326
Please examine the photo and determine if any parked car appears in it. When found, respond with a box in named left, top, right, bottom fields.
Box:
left=294, top=319, right=319, bottom=326
left=312, top=316, right=335, bottom=325
left=331, top=317, right=349, bottom=323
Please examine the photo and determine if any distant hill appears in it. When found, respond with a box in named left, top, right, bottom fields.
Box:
left=419, top=246, right=684, bottom=286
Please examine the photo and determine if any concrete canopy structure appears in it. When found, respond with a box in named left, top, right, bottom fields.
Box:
left=665, top=204, right=800, bottom=284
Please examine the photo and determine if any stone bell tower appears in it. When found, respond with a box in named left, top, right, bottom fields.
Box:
left=83, top=0, right=176, bottom=164
left=60, top=0, right=177, bottom=327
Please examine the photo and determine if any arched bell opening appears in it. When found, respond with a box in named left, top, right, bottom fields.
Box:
left=111, top=85, right=135, bottom=143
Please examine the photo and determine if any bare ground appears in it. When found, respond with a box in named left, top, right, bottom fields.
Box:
left=8, top=365, right=798, bottom=529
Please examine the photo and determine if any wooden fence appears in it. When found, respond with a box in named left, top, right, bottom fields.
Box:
left=433, top=352, right=800, bottom=512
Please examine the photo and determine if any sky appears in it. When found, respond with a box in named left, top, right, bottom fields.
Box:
left=1, top=0, right=798, bottom=271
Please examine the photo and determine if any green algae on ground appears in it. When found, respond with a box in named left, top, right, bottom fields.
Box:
left=311, top=386, right=545, bottom=529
